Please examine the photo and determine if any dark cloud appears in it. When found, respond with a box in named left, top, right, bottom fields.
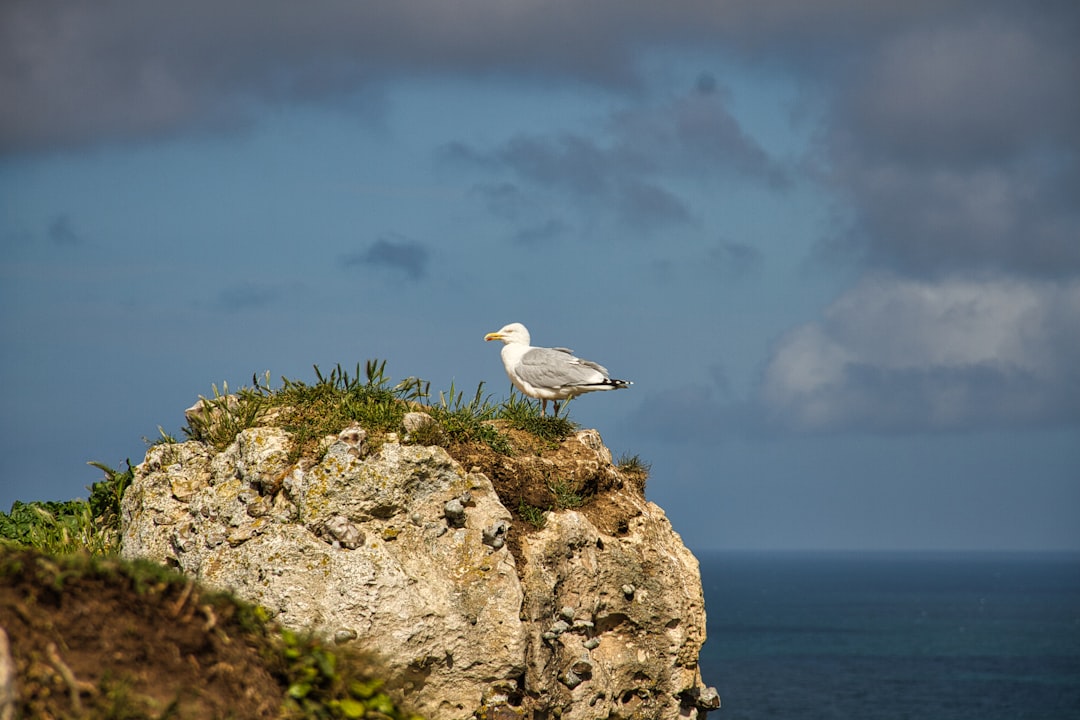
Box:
left=445, top=81, right=783, bottom=232
left=47, top=214, right=81, bottom=246
left=492, top=133, right=631, bottom=197
left=819, top=9, right=1080, bottom=278
left=607, top=86, right=790, bottom=188
left=342, top=236, right=429, bottom=280
left=1, top=0, right=903, bottom=155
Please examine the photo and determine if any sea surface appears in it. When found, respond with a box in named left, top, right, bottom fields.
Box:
left=697, top=551, right=1080, bottom=720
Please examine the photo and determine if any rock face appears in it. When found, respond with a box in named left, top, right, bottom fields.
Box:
left=121, top=421, right=717, bottom=719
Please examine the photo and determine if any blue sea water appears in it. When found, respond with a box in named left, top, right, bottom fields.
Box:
left=697, top=552, right=1080, bottom=720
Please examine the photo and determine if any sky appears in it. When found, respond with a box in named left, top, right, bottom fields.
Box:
left=2, top=1, right=1078, bottom=552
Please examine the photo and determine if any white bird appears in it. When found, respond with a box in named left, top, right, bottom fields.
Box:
left=484, top=322, right=632, bottom=416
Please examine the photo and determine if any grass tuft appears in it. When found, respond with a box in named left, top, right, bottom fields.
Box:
left=517, top=501, right=548, bottom=529
left=548, top=480, right=587, bottom=510
left=499, top=390, right=577, bottom=442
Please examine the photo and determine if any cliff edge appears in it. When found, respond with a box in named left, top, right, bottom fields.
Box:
left=120, top=388, right=719, bottom=719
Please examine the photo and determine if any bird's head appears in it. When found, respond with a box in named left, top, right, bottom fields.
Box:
left=484, top=323, right=530, bottom=345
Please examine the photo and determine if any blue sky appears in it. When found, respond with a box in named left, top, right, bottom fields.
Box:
left=2, top=1, right=1078, bottom=551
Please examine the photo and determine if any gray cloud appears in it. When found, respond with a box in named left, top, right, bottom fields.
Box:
left=760, top=274, right=1080, bottom=432
left=2, top=0, right=918, bottom=155
left=342, top=236, right=430, bottom=280
left=606, top=85, right=790, bottom=188
left=820, top=10, right=1080, bottom=278
left=444, top=81, right=783, bottom=232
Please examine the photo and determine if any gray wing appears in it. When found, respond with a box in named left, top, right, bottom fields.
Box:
left=517, top=347, right=610, bottom=389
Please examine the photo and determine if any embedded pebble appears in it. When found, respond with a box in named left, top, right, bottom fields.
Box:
left=444, top=498, right=466, bottom=528
left=548, top=620, right=571, bottom=636
left=560, top=670, right=582, bottom=689
left=402, top=412, right=434, bottom=433
left=482, top=521, right=508, bottom=549
left=621, top=584, right=636, bottom=599
left=559, top=607, right=576, bottom=622
left=583, top=638, right=600, bottom=650
left=322, top=515, right=364, bottom=549
left=172, top=525, right=197, bottom=553
left=571, top=656, right=593, bottom=676
left=338, top=425, right=367, bottom=448
left=334, top=629, right=357, bottom=644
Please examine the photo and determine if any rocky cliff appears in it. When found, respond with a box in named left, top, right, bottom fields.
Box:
left=120, top=400, right=719, bottom=719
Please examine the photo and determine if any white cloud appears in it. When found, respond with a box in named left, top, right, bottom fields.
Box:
left=762, top=274, right=1080, bottom=432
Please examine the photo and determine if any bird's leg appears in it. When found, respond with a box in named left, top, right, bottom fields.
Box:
left=552, top=401, right=560, bottom=418
left=541, top=399, right=548, bottom=416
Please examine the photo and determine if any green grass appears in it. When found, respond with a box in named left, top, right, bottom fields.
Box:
left=548, top=479, right=587, bottom=510
left=516, top=501, right=548, bottom=529
left=183, top=362, right=578, bottom=463
left=497, top=390, right=577, bottom=442
left=0, top=460, right=132, bottom=556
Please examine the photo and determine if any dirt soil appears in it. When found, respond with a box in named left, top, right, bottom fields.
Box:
left=0, top=549, right=285, bottom=719
left=446, top=424, right=649, bottom=556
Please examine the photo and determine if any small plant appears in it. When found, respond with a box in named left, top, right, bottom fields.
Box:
left=497, top=390, right=577, bottom=442
left=616, top=452, right=650, bottom=492
left=278, top=628, right=421, bottom=719
left=183, top=380, right=267, bottom=451
left=416, top=381, right=513, bottom=454
left=548, top=480, right=587, bottom=509
left=143, top=426, right=178, bottom=446
left=517, top=501, right=548, bottom=529
left=496, top=389, right=542, bottom=424
left=616, top=453, right=651, bottom=475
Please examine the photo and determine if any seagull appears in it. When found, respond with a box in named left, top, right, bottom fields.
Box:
left=484, top=322, right=632, bottom=417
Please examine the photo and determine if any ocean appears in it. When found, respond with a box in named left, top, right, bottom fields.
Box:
left=697, top=551, right=1080, bottom=720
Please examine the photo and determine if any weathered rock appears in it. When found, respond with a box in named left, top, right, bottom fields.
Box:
left=517, top=502, right=712, bottom=720
left=121, top=419, right=718, bottom=719
left=122, top=434, right=525, bottom=719
left=402, top=411, right=435, bottom=433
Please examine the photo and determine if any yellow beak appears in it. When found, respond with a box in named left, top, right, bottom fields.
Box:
left=484, top=332, right=502, bottom=342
